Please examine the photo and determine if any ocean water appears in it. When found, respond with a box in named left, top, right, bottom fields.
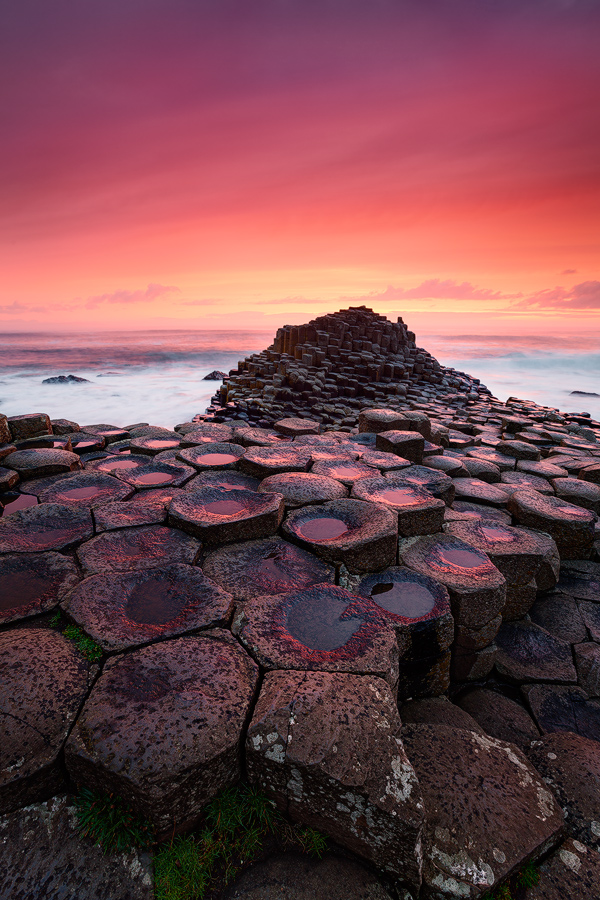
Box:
left=0, top=329, right=599, bottom=429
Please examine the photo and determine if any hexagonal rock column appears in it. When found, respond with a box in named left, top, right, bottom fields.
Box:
left=181, top=423, right=233, bottom=443
left=186, top=470, right=259, bottom=492
left=240, top=446, right=312, bottom=479
left=0, top=503, right=93, bottom=553
left=177, top=442, right=245, bottom=471
left=507, top=490, right=596, bottom=559
left=202, top=537, right=335, bottom=602
left=399, top=534, right=506, bottom=681
left=494, top=621, right=577, bottom=684
left=7, top=413, right=52, bottom=441
left=351, top=476, right=445, bottom=537
left=311, top=459, right=379, bottom=487
left=390, top=465, right=456, bottom=505
left=232, top=583, right=400, bottom=687
left=110, top=460, right=195, bottom=490
left=525, top=838, right=600, bottom=900
left=274, top=417, right=320, bottom=436
left=37, top=472, right=133, bottom=507
left=523, top=684, right=600, bottom=743
left=282, top=499, right=397, bottom=573
left=444, top=519, right=555, bottom=620
left=401, top=724, right=563, bottom=899
left=169, top=487, right=284, bottom=544
left=358, top=408, right=411, bottom=433
left=65, top=631, right=258, bottom=835
left=246, top=670, right=424, bottom=891
left=129, top=434, right=182, bottom=455
left=77, top=524, right=201, bottom=575
left=552, top=477, right=600, bottom=514
left=451, top=478, right=509, bottom=507
left=0, top=628, right=91, bottom=813
left=0, top=552, right=80, bottom=625
left=357, top=567, right=454, bottom=699
left=61, top=564, right=234, bottom=652
left=258, top=472, right=347, bottom=507
left=3, top=448, right=82, bottom=480
left=375, top=431, right=425, bottom=464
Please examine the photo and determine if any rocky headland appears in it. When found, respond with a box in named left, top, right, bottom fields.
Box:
left=1, top=307, right=600, bottom=900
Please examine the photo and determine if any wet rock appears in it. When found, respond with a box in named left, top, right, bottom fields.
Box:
left=401, top=723, right=563, bottom=899
left=359, top=448, right=413, bottom=473
left=169, top=486, right=284, bottom=544
left=42, top=374, right=90, bottom=384
left=501, top=470, right=555, bottom=494
left=185, top=469, right=260, bottom=492
left=495, top=621, right=577, bottom=684
left=0, top=628, right=91, bottom=813
left=258, top=471, right=347, bottom=507
left=77, top=524, right=201, bottom=575
left=526, top=838, right=600, bottom=900
left=425, top=455, right=469, bottom=478
left=81, top=424, right=131, bottom=443
left=0, top=502, right=93, bottom=553
left=203, top=370, right=227, bottom=380
left=233, top=583, right=400, bottom=686
left=232, top=426, right=288, bottom=447
left=528, top=732, right=600, bottom=850
left=0, top=491, right=38, bottom=517
left=38, top=471, right=133, bottom=507
left=579, top=601, right=600, bottom=642
left=388, top=465, right=455, bottom=506
left=496, top=439, right=541, bottom=461
left=523, top=683, right=600, bottom=742
left=181, top=423, right=234, bottom=444
left=246, top=670, right=424, bottom=889
left=66, top=632, right=258, bottom=834
left=283, top=498, right=397, bottom=573
left=401, top=696, right=485, bottom=734
left=552, top=477, right=600, bottom=514
left=178, top=441, right=245, bottom=470
left=203, top=537, right=335, bottom=601
left=573, top=642, right=600, bottom=697
left=129, top=433, right=181, bottom=456
left=352, top=476, right=445, bottom=537
left=3, top=448, right=83, bottom=479
left=530, top=594, right=587, bottom=644
left=451, top=478, right=508, bottom=508
left=375, top=431, right=424, bottom=464
left=456, top=688, right=540, bottom=751
left=62, top=563, right=234, bottom=652
left=0, top=466, right=19, bottom=493
left=70, top=433, right=108, bottom=454
left=0, top=795, right=154, bottom=900
left=507, top=490, right=596, bottom=559
left=0, top=551, right=80, bottom=625
left=93, top=500, right=167, bottom=531
left=112, top=459, right=195, bottom=490
left=450, top=501, right=512, bottom=524
left=7, top=413, right=52, bottom=441
left=274, top=418, right=321, bottom=436
left=240, top=446, right=312, bottom=478
left=311, top=458, right=379, bottom=487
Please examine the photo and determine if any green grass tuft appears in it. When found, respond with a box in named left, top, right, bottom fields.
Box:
left=62, top=623, right=103, bottom=662
left=516, top=862, right=541, bottom=888
left=74, top=787, right=154, bottom=854
left=153, top=837, right=209, bottom=900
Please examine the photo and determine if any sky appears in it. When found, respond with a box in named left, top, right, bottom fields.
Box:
left=1, top=0, right=599, bottom=335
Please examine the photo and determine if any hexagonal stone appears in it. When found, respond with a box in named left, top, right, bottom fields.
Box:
left=258, top=472, right=347, bottom=508
left=70, top=433, right=107, bottom=454
left=553, top=477, right=600, bottom=514
left=358, top=408, right=412, bottom=433
left=92, top=500, right=167, bottom=532
left=375, top=431, right=424, bottom=464
left=554, top=562, right=600, bottom=601
left=65, top=631, right=258, bottom=832
left=426, top=455, right=469, bottom=478
left=400, top=696, right=486, bottom=734
left=185, top=470, right=260, bottom=492
left=0, top=491, right=39, bottom=517
left=467, top=448, right=516, bottom=472
left=282, top=499, right=397, bottom=573
left=495, top=621, right=577, bottom=684
left=0, top=628, right=91, bottom=813
left=398, top=534, right=506, bottom=628
left=496, top=439, right=541, bottom=461
left=507, top=490, right=596, bottom=559
left=526, top=838, right=600, bottom=900
left=501, top=470, right=555, bottom=494
left=0, top=503, right=93, bottom=553
left=528, top=732, right=600, bottom=850
left=0, top=795, right=153, bottom=900
left=246, top=670, right=424, bottom=889
left=129, top=434, right=182, bottom=455
left=311, top=459, right=379, bottom=487
left=579, top=463, right=600, bottom=485
left=111, top=459, right=195, bottom=489
left=82, top=425, right=130, bottom=443
left=451, top=501, right=512, bottom=525
left=37, top=471, right=133, bottom=507
left=0, top=552, right=80, bottom=625
left=462, top=457, right=501, bottom=483
left=358, top=449, right=413, bottom=473
left=182, top=423, right=234, bottom=444
left=574, top=642, right=600, bottom=697
left=77, top=524, right=200, bottom=575
left=232, top=426, right=289, bottom=447
left=232, top=584, right=400, bottom=686
left=203, top=537, right=335, bottom=601
left=274, top=417, right=320, bottom=436
left=523, top=683, right=600, bottom=742
left=61, top=564, right=234, bottom=652
left=7, top=413, right=52, bottom=441
left=517, top=459, right=568, bottom=479
left=530, top=594, right=587, bottom=643
left=240, top=446, right=312, bottom=479
left=169, top=487, right=284, bottom=544
left=178, top=442, right=245, bottom=471
left=352, top=476, right=445, bottom=537
left=0, top=466, right=20, bottom=492
left=456, top=688, right=540, bottom=751
left=389, top=464, right=455, bottom=505
left=451, top=478, right=508, bottom=507
left=401, top=724, right=563, bottom=899
left=3, top=449, right=83, bottom=480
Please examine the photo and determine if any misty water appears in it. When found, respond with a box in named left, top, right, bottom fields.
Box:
left=0, top=329, right=599, bottom=428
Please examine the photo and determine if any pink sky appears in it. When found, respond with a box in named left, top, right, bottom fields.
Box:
left=1, top=0, right=599, bottom=334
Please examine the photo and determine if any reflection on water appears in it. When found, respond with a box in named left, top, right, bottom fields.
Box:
left=286, top=595, right=361, bottom=651
left=297, top=517, right=349, bottom=541
left=370, top=581, right=436, bottom=618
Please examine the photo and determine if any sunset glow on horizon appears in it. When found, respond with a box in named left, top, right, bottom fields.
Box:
left=1, top=0, right=599, bottom=335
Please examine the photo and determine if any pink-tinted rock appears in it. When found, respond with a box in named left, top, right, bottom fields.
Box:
left=0, top=503, right=93, bottom=553
left=495, top=621, right=577, bottom=684
left=7, top=414, right=52, bottom=441
left=375, top=431, right=424, bottom=464
left=507, top=490, right=596, bottom=559
left=258, top=472, right=347, bottom=507
left=0, top=552, right=80, bottom=625
left=352, top=476, right=445, bottom=536
left=77, top=524, right=200, bottom=575
left=169, top=486, right=284, bottom=544
left=3, top=449, right=83, bottom=480
left=178, top=441, right=245, bottom=471
left=240, top=446, right=312, bottom=479
left=38, top=472, right=133, bottom=507
left=274, top=417, right=320, bottom=436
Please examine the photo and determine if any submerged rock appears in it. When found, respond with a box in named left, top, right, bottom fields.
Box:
left=42, top=374, right=90, bottom=384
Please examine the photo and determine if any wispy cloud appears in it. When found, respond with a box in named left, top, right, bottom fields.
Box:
left=82, top=283, right=181, bottom=310
left=512, top=281, right=600, bottom=311
left=345, top=280, right=523, bottom=304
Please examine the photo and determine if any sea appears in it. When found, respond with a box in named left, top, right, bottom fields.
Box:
left=0, top=329, right=599, bottom=429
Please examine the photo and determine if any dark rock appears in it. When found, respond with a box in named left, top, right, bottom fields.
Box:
left=574, top=642, right=600, bottom=697
left=0, top=414, right=10, bottom=444
left=38, top=471, right=133, bottom=507
left=77, top=524, right=201, bottom=575
left=0, top=502, right=93, bottom=553
left=526, top=838, right=600, bottom=900
left=554, top=564, right=600, bottom=601
left=0, top=466, right=19, bottom=492
left=386, top=464, right=456, bottom=505
left=507, top=490, right=596, bottom=559
left=401, top=696, right=485, bottom=734
left=376, top=431, right=424, bottom=464
left=352, top=476, right=445, bottom=537
left=401, top=723, right=563, bottom=898
left=274, top=417, right=321, bottom=436
left=240, top=446, right=312, bottom=479
left=0, top=628, right=90, bottom=813
left=7, top=413, right=52, bottom=441
left=65, top=631, right=258, bottom=834
left=495, top=621, right=577, bottom=684
left=452, top=478, right=508, bottom=507
left=0, top=551, right=79, bottom=625
left=110, top=459, right=195, bottom=490
left=456, top=688, right=540, bottom=751
left=3, top=448, right=83, bottom=479
left=42, top=374, right=90, bottom=384
left=182, top=422, right=234, bottom=443
left=312, top=458, right=381, bottom=487
left=93, top=500, right=167, bottom=531
left=169, top=486, right=284, bottom=544
left=129, top=434, right=182, bottom=456
left=185, top=469, right=260, bottom=492
left=530, top=594, right=588, bottom=644
left=203, top=370, right=227, bottom=380
left=552, top=477, right=600, bottom=514
left=50, top=418, right=80, bottom=434
left=523, top=683, right=600, bottom=742
left=70, top=433, right=107, bottom=454
left=259, top=471, right=348, bottom=507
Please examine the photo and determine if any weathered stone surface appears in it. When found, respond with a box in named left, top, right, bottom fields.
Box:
left=233, top=584, right=400, bottom=686
left=496, top=439, right=541, bottom=461
left=400, top=696, right=485, bottom=734
left=401, top=723, right=563, bottom=898
left=495, top=621, right=577, bottom=684
left=523, top=683, right=600, bottom=742
left=70, top=433, right=108, bottom=454
left=352, top=477, right=445, bottom=537
left=93, top=500, right=167, bottom=531
left=452, top=478, right=508, bottom=507
left=0, top=795, right=154, bottom=900
left=574, top=642, right=600, bottom=697
left=38, top=471, right=134, bottom=507
left=359, top=448, right=413, bottom=473
left=0, top=551, right=80, bottom=625
left=129, top=434, right=182, bottom=455
left=392, top=465, right=455, bottom=505
left=501, top=469, right=555, bottom=494
left=507, top=490, right=596, bottom=559
left=246, top=670, right=424, bottom=889
left=178, top=441, right=245, bottom=471
left=65, top=632, right=258, bottom=833
left=274, top=417, right=321, bottom=436
left=0, top=502, right=93, bottom=553
left=7, top=413, right=52, bottom=441
left=240, top=446, right=312, bottom=478
left=77, top=524, right=200, bottom=575
left=426, top=455, right=469, bottom=478
left=553, top=563, right=600, bottom=601
left=0, top=466, right=19, bottom=492
left=3, top=448, right=83, bottom=480
left=530, top=594, right=587, bottom=643
left=528, top=732, right=600, bottom=850
left=580, top=600, right=600, bottom=643
left=516, top=459, right=568, bottom=479
left=312, top=458, right=380, bottom=487
left=0, top=491, right=39, bottom=517
left=258, top=471, right=347, bottom=507
left=376, top=431, right=424, bottom=464
left=450, top=501, right=512, bottom=525
left=283, top=498, right=397, bottom=573
left=0, top=628, right=90, bottom=813
left=456, top=688, right=540, bottom=751
left=203, top=537, right=335, bottom=601
left=62, top=564, right=234, bottom=652
left=579, top=463, right=600, bottom=485
left=185, top=469, right=260, bottom=492
left=110, top=459, right=195, bottom=489
left=231, top=426, right=288, bottom=447
left=182, top=422, right=234, bottom=443
left=526, top=838, right=600, bottom=900
left=552, top=476, right=600, bottom=514
left=467, top=448, right=515, bottom=472
left=169, top=486, right=284, bottom=544
left=0, top=414, right=11, bottom=444
left=359, top=408, right=412, bottom=434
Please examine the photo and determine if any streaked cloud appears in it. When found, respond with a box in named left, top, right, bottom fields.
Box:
left=83, top=283, right=181, bottom=310
left=513, top=281, right=600, bottom=310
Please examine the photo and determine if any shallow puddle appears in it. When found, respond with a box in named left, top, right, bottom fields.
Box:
left=0, top=572, right=47, bottom=611
left=204, top=499, right=246, bottom=515
left=286, top=595, right=362, bottom=650
left=297, top=517, right=349, bottom=541
left=125, top=577, right=186, bottom=625
left=370, top=581, right=436, bottom=618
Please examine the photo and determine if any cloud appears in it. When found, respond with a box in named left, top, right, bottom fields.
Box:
left=561, top=269, right=577, bottom=274
left=513, top=281, right=600, bottom=311
left=340, top=280, right=523, bottom=305
left=0, top=301, right=47, bottom=314
left=82, top=283, right=181, bottom=310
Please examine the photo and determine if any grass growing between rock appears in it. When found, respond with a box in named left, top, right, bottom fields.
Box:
left=74, top=787, right=154, bottom=853
left=482, top=861, right=541, bottom=900
left=49, top=611, right=103, bottom=662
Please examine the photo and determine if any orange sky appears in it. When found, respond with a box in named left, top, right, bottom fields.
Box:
left=1, top=0, right=599, bottom=334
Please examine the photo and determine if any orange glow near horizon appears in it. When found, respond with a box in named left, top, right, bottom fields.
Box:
left=1, top=1, right=599, bottom=335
